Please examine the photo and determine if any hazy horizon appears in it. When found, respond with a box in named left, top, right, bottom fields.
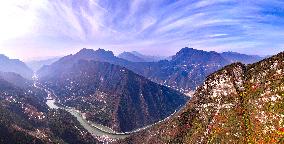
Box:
left=8, top=47, right=272, bottom=62
left=0, top=0, right=283, bottom=60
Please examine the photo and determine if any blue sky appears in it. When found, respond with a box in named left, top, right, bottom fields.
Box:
left=0, top=0, right=283, bottom=60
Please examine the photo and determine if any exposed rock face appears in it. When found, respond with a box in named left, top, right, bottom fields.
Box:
left=38, top=60, right=188, bottom=132
left=119, top=52, right=284, bottom=144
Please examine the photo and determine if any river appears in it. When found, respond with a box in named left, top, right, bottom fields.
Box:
left=33, top=74, right=185, bottom=141
left=32, top=74, right=128, bottom=140
left=45, top=98, right=128, bottom=139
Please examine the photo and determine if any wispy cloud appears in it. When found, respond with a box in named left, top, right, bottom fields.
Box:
left=0, top=0, right=283, bottom=60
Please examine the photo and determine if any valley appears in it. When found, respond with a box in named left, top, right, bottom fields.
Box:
left=0, top=1, right=282, bottom=143
left=118, top=52, right=284, bottom=144
left=33, top=76, right=129, bottom=140
left=37, top=59, right=188, bottom=132
left=0, top=47, right=280, bottom=144
left=34, top=73, right=188, bottom=143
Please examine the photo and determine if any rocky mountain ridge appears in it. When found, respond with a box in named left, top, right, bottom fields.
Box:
left=118, top=51, right=284, bottom=143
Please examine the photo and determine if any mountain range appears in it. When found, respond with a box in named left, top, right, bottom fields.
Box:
left=36, top=47, right=266, bottom=133
left=118, top=51, right=165, bottom=62
left=118, top=50, right=263, bottom=64
left=38, top=59, right=188, bottom=132
left=0, top=47, right=272, bottom=143
left=0, top=48, right=263, bottom=93
left=220, top=51, right=263, bottom=64
left=118, top=51, right=284, bottom=144
left=26, top=57, right=60, bottom=71
left=39, top=48, right=264, bottom=93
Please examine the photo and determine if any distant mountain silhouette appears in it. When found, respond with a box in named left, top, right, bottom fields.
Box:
left=0, top=54, right=33, bottom=79
left=27, top=57, right=60, bottom=71
left=131, top=51, right=165, bottom=62
left=118, top=51, right=166, bottom=62
left=38, top=60, right=188, bottom=132
left=118, top=52, right=146, bottom=62
left=221, top=51, right=263, bottom=64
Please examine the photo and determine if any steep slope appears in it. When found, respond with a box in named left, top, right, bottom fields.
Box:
left=0, top=72, right=32, bottom=88
left=143, top=48, right=230, bottom=92
left=38, top=48, right=230, bottom=93
left=0, top=72, right=99, bottom=143
left=38, top=48, right=146, bottom=79
left=120, top=51, right=284, bottom=144
left=38, top=60, right=188, bottom=132
left=221, top=51, right=263, bottom=64
left=118, top=48, right=230, bottom=92
left=118, top=52, right=146, bottom=62
left=0, top=54, right=33, bottom=79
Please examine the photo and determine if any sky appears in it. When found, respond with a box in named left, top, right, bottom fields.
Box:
left=0, top=0, right=283, bottom=61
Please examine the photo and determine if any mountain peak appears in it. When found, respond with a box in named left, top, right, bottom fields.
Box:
left=118, top=51, right=146, bottom=62
left=172, top=47, right=227, bottom=65
left=77, top=48, right=95, bottom=55
left=174, top=47, right=209, bottom=57
left=177, top=47, right=194, bottom=53
left=95, top=48, right=114, bottom=56
left=76, top=48, right=114, bottom=58
left=177, top=47, right=219, bottom=55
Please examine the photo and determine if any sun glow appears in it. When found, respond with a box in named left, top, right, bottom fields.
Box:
left=0, top=0, right=46, bottom=44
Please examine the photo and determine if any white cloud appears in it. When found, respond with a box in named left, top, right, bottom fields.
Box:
left=207, top=34, right=228, bottom=38
left=0, top=0, right=45, bottom=44
left=0, top=0, right=283, bottom=60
